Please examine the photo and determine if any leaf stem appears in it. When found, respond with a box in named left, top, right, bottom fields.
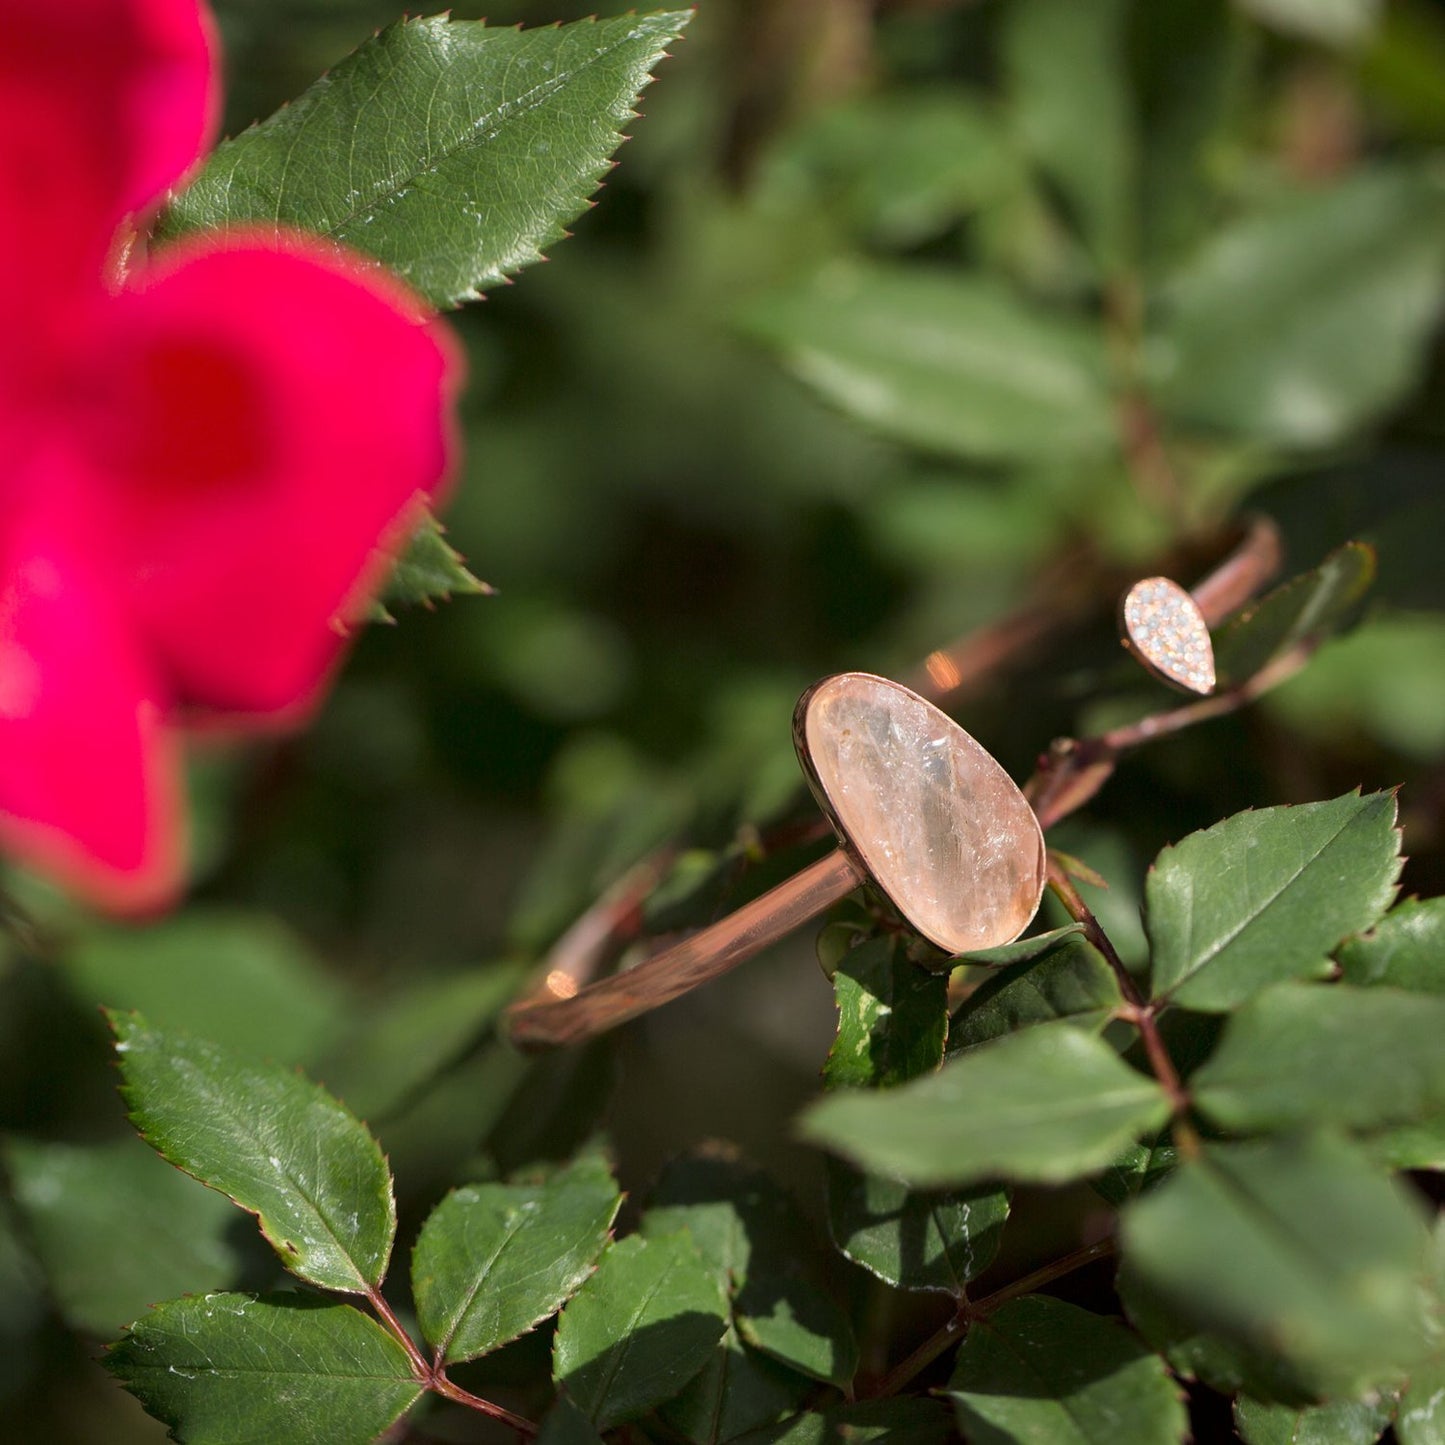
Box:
left=365, top=1287, right=538, bottom=1439
left=863, top=1238, right=1119, bottom=1400
left=1027, top=642, right=1313, bottom=832
left=1044, top=858, right=1201, bottom=1159
left=366, top=1286, right=431, bottom=1381
left=430, top=1374, right=539, bottom=1439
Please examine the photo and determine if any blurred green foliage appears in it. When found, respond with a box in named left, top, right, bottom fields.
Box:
left=4, top=0, right=1445, bottom=1438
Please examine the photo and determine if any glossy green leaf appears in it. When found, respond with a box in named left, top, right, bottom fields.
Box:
left=1234, top=1393, right=1393, bottom=1445
left=643, top=1155, right=823, bottom=1435
left=64, top=909, right=344, bottom=1066
left=1154, top=167, right=1445, bottom=445
left=641, top=1153, right=818, bottom=1296
left=1003, top=0, right=1134, bottom=273
left=799, top=1021, right=1170, bottom=1188
left=1336, top=896, right=1445, bottom=992
left=110, top=1012, right=395, bottom=1294
left=736, top=1278, right=857, bottom=1389
left=1213, top=543, right=1376, bottom=687
left=825, top=1157, right=1007, bottom=1294
left=1090, top=1132, right=1178, bottom=1210
left=159, top=12, right=692, bottom=308
left=320, top=961, right=529, bottom=1121
left=105, top=1294, right=421, bottom=1445
left=742, top=261, right=1114, bottom=463
left=371, top=515, right=490, bottom=621
left=1192, top=982, right=1445, bottom=1134
left=946, top=1295, right=1187, bottom=1445
left=1146, top=792, right=1401, bottom=1011
left=659, top=1330, right=811, bottom=1445
left=4, top=1136, right=240, bottom=1337
left=1237, top=0, right=1381, bottom=46
left=957, top=923, right=1086, bottom=969
left=554, top=1232, right=728, bottom=1429
left=1121, top=1135, right=1433, bottom=1396
left=1398, top=1352, right=1445, bottom=1444
left=949, top=936, right=1123, bottom=1053
left=413, top=1152, right=622, bottom=1364
left=1118, top=1261, right=1320, bottom=1405
left=824, top=936, right=948, bottom=1090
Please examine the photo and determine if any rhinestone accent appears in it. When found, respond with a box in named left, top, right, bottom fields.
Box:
left=1122, top=577, right=1216, bottom=695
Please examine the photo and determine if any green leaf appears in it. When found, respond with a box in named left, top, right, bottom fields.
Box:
left=158, top=11, right=693, bottom=308
left=1213, top=543, right=1377, bottom=687
left=105, top=1294, right=421, bottom=1445
left=1265, top=613, right=1445, bottom=762
left=736, top=1399, right=955, bottom=1444
left=1145, top=792, right=1401, bottom=1011
left=110, top=1012, right=395, bottom=1294
left=949, top=936, right=1123, bottom=1053
left=4, top=1136, right=240, bottom=1337
left=320, top=961, right=529, bottom=1121
left=641, top=1153, right=818, bottom=1296
left=736, top=1278, right=857, bottom=1389
left=799, top=1021, right=1170, bottom=1188
left=63, top=908, right=344, bottom=1066
left=1336, top=896, right=1445, bottom=992
left=1153, top=167, right=1445, bottom=445
left=759, top=88, right=1015, bottom=249
left=1233, top=1393, right=1393, bottom=1445
left=824, top=937, right=948, bottom=1090
left=1398, top=1352, right=1445, bottom=1444
left=1003, top=0, right=1135, bottom=273
left=1090, top=1132, right=1178, bottom=1210
left=641, top=1154, right=825, bottom=1435
left=957, top=923, right=1087, bottom=969
left=659, top=1330, right=811, bottom=1445
left=1192, top=982, right=1445, bottom=1134
left=742, top=261, right=1114, bottom=464
left=554, top=1232, right=728, bottom=1429
left=538, top=1397, right=607, bottom=1445
left=946, top=1295, right=1187, bottom=1445
left=1121, top=1135, right=1434, bottom=1396
left=826, top=1157, right=1007, bottom=1294
left=1237, top=0, right=1381, bottom=47
left=413, top=1152, right=621, bottom=1365
left=370, top=515, right=490, bottom=621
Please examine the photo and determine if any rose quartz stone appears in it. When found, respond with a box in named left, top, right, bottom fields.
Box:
left=799, top=673, right=1046, bottom=955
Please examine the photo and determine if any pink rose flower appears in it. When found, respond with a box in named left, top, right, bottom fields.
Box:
left=0, top=0, right=460, bottom=909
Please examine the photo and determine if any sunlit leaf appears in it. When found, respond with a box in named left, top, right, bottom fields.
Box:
left=1146, top=792, right=1401, bottom=1010
left=160, top=12, right=693, bottom=308
left=106, top=1294, right=421, bottom=1445
left=111, top=1012, right=394, bottom=1294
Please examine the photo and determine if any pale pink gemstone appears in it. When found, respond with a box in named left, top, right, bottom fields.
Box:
left=798, top=673, right=1046, bottom=955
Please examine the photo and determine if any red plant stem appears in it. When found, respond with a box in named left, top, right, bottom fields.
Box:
left=365, top=1287, right=537, bottom=1439
left=1027, top=643, right=1312, bottom=833
left=1044, top=858, right=1200, bottom=1158
left=865, top=1238, right=1119, bottom=1400
left=367, top=1286, right=431, bottom=1380
left=429, top=1375, right=539, bottom=1439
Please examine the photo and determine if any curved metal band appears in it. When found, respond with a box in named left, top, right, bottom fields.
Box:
left=503, top=515, right=1283, bottom=1052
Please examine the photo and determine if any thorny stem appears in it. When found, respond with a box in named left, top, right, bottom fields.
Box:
left=864, top=1238, right=1120, bottom=1400
left=365, top=1287, right=537, bottom=1440
left=1026, top=643, right=1314, bottom=833
left=1045, top=857, right=1201, bottom=1160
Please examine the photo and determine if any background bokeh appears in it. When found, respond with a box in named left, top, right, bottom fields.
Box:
left=3, top=0, right=1444, bottom=1437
